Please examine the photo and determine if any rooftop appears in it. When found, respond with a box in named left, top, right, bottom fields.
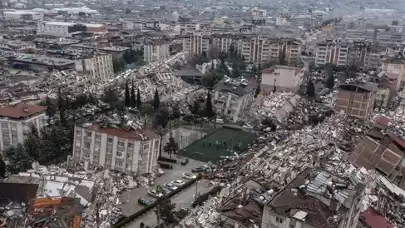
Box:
left=262, top=65, right=303, bottom=75
left=82, top=124, right=159, bottom=141
left=268, top=168, right=364, bottom=228
left=0, top=103, right=46, bottom=119
left=338, top=82, right=378, bottom=92
left=360, top=207, right=394, bottom=228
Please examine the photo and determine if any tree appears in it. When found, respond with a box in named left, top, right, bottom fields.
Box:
left=153, top=106, right=169, bottom=129
left=102, top=87, right=119, bottom=105
left=125, top=81, right=130, bottom=107
left=251, top=64, right=258, bottom=73
left=324, top=63, right=334, bottom=78
left=229, top=44, right=235, bottom=57
left=171, top=105, right=181, bottom=123
left=57, top=88, right=67, bottom=126
left=157, top=199, right=176, bottom=225
left=255, top=85, right=261, bottom=98
left=136, top=88, right=142, bottom=110
left=24, top=125, right=40, bottom=160
left=4, top=144, right=32, bottom=174
left=163, top=133, right=179, bottom=158
left=191, top=101, right=200, bottom=115
left=140, top=222, right=145, bottom=228
left=204, top=92, right=215, bottom=118
left=306, top=80, right=315, bottom=97
left=113, top=58, right=125, bottom=73
left=326, top=74, right=334, bottom=89
left=153, top=90, right=160, bottom=111
left=141, top=103, right=154, bottom=116
left=130, top=80, right=136, bottom=108
left=232, top=62, right=241, bottom=78
left=45, top=97, right=56, bottom=124
left=279, top=50, right=286, bottom=65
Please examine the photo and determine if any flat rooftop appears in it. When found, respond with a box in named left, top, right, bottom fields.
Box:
left=0, top=103, right=46, bottom=119
left=81, top=124, right=159, bottom=141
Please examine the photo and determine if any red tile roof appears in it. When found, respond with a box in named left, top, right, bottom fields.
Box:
left=360, top=208, right=394, bottom=228
left=0, top=104, right=46, bottom=119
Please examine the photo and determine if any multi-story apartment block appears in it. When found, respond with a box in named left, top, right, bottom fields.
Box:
left=75, top=54, right=114, bottom=80
left=261, top=65, right=304, bottom=93
left=334, top=83, right=377, bottom=120
left=143, top=40, right=171, bottom=62
left=315, top=40, right=349, bottom=67
left=213, top=80, right=255, bottom=122
left=0, top=104, right=46, bottom=151
left=236, top=36, right=301, bottom=65
left=212, top=35, right=234, bottom=53
left=72, top=124, right=160, bottom=175
left=262, top=168, right=364, bottom=228
left=182, top=33, right=210, bottom=56
left=381, top=57, right=405, bottom=83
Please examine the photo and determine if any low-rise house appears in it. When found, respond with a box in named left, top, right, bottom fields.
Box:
left=262, top=168, right=365, bottom=228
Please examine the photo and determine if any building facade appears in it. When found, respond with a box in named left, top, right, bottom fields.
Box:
left=72, top=124, right=160, bottom=175
left=182, top=33, right=210, bottom=56
left=75, top=54, right=114, bottom=80
left=0, top=104, right=46, bottom=151
left=382, top=57, right=405, bottom=83
left=261, top=65, right=304, bottom=93
left=37, top=21, right=107, bottom=37
left=143, top=40, right=171, bottom=62
left=315, top=41, right=349, bottom=67
left=334, top=83, right=377, bottom=120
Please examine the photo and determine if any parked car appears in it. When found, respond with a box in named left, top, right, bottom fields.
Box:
left=110, top=215, right=127, bottom=225
left=192, top=167, right=206, bottom=173
left=138, top=198, right=154, bottom=206
left=172, top=180, right=185, bottom=186
left=182, top=173, right=197, bottom=180
left=161, top=186, right=172, bottom=195
left=181, top=159, right=189, bottom=165
left=164, top=182, right=179, bottom=191
left=147, top=189, right=163, bottom=198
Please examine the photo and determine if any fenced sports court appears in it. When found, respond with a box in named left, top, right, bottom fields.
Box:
left=179, top=127, right=256, bottom=163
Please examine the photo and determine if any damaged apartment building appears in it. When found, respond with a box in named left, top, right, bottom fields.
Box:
left=262, top=168, right=364, bottom=228
left=72, top=120, right=160, bottom=175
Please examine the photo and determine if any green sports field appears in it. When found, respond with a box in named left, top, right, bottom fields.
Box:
left=179, top=127, right=256, bottom=163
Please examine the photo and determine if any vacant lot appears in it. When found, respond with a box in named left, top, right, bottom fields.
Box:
left=179, top=127, right=256, bottom=163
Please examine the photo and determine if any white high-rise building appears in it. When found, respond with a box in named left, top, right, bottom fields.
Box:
left=0, top=104, right=47, bottom=151
left=144, top=40, right=171, bottom=62
left=72, top=124, right=160, bottom=175
left=75, top=54, right=114, bottom=80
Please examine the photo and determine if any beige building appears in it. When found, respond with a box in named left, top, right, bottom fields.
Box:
left=381, top=57, right=405, bottom=83
left=72, top=124, right=160, bottom=175
left=182, top=33, right=210, bottom=56
left=0, top=104, right=47, bottom=151
left=143, top=40, right=171, bottom=62
left=262, top=168, right=364, bottom=228
left=261, top=65, right=304, bottom=93
left=212, top=35, right=302, bottom=65
left=75, top=54, right=114, bottom=80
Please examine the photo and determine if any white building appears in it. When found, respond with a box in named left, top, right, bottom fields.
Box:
left=213, top=80, right=255, bottom=122
left=4, top=10, right=43, bottom=21
left=315, top=41, right=349, bottom=67
left=182, top=33, right=210, bottom=55
left=261, top=65, right=304, bottom=93
left=0, top=104, right=47, bottom=151
left=75, top=54, right=114, bottom=80
left=143, top=40, right=171, bottom=62
left=37, top=21, right=107, bottom=37
left=72, top=124, right=160, bottom=175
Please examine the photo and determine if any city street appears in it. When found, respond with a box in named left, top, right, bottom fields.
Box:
left=118, top=157, right=213, bottom=228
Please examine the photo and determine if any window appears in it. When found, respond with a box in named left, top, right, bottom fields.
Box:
left=117, top=141, right=125, bottom=148
left=106, top=160, right=111, bottom=165
left=85, top=142, right=91, bottom=149
left=116, top=161, right=123, bottom=167
left=76, top=130, right=81, bottom=136
left=95, top=135, right=101, bottom=141
left=75, top=141, right=81, bottom=147
left=85, top=132, right=92, bottom=138
left=276, top=217, right=283, bottom=223
left=10, top=123, right=17, bottom=131
left=128, top=143, right=133, bottom=148
left=116, top=151, right=123, bottom=157
left=83, top=153, right=90, bottom=158
left=143, top=144, right=149, bottom=151
left=126, top=164, right=130, bottom=169
left=107, top=137, right=113, bottom=144
left=1, top=123, right=8, bottom=129
left=127, top=152, right=132, bottom=159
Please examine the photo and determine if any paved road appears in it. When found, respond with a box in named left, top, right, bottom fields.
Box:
left=118, top=157, right=213, bottom=228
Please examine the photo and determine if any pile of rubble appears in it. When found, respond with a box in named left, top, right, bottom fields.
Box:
left=284, top=99, right=332, bottom=130
left=250, top=93, right=298, bottom=123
